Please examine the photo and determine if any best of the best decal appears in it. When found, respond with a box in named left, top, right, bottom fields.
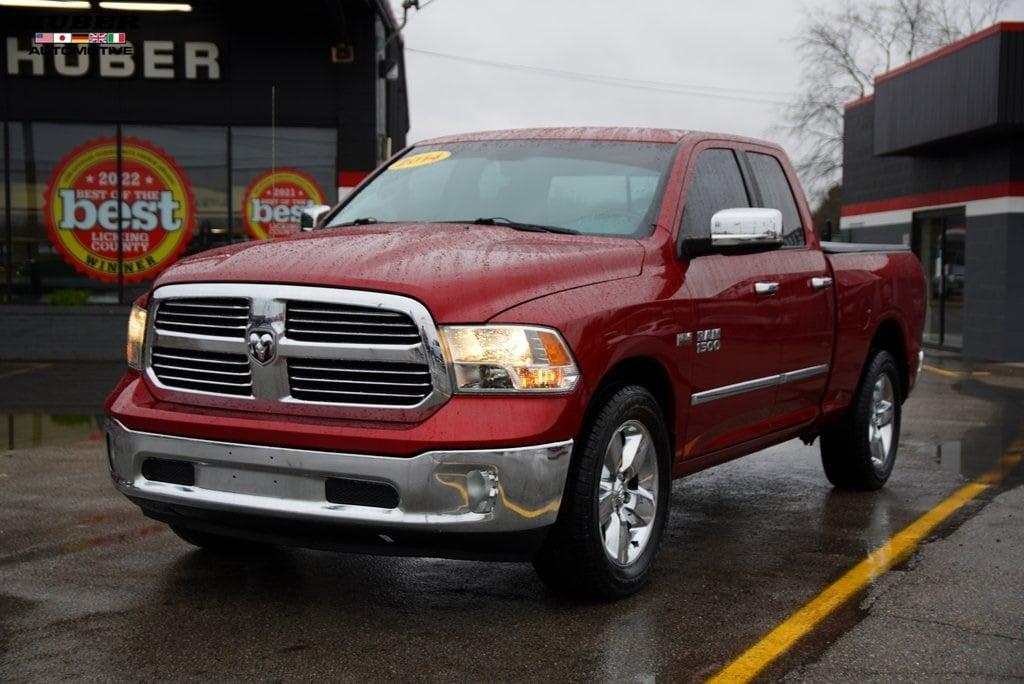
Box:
left=242, top=168, right=326, bottom=240
left=44, top=137, right=196, bottom=283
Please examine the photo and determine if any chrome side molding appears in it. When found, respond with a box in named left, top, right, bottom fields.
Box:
left=691, top=364, right=829, bottom=406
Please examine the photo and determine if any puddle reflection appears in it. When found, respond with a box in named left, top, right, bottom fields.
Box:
left=946, top=377, right=1024, bottom=486
left=1, top=361, right=122, bottom=450
left=2, top=413, right=106, bottom=451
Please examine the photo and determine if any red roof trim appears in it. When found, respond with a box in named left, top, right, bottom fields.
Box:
left=875, top=21, right=1024, bottom=84
left=843, top=94, right=874, bottom=111
left=841, top=182, right=1024, bottom=216
left=843, top=22, right=1024, bottom=110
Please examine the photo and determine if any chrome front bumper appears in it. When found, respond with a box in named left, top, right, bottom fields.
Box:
left=106, top=420, right=572, bottom=533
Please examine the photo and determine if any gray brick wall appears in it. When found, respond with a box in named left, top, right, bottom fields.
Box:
left=842, top=102, right=1021, bottom=207
left=841, top=216, right=1024, bottom=362
left=0, top=306, right=129, bottom=361
left=965, top=213, right=1024, bottom=361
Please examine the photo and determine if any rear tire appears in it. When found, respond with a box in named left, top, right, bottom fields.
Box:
left=820, top=350, right=902, bottom=490
left=533, top=385, right=671, bottom=599
left=170, top=525, right=269, bottom=553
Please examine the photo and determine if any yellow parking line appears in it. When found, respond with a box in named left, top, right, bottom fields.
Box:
left=708, top=440, right=1024, bottom=684
left=0, top=362, right=53, bottom=380
left=922, top=363, right=990, bottom=378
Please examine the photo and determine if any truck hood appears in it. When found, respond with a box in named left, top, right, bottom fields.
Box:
left=155, top=223, right=645, bottom=321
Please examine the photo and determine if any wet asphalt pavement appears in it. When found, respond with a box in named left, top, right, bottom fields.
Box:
left=1, top=358, right=1022, bottom=682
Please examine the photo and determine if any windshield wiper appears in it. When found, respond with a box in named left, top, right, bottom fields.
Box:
left=331, top=217, right=379, bottom=227
left=467, top=217, right=580, bottom=235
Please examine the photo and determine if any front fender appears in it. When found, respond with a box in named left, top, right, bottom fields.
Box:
left=489, top=276, right=693, bottom=445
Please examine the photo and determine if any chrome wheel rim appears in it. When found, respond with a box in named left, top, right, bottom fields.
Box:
left=599, top=420, right=659, bottom=566
left=869, top=374, right=896, bottom=473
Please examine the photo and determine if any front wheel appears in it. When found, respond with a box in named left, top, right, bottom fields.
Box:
left=533, top=385, right=671, bottom=599
left=820, top=350, right=902, bottom=490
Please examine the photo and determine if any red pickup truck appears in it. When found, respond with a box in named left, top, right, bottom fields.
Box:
left=106, top=128, right=926, bottom=598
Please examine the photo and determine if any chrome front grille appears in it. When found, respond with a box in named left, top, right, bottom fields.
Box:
left=286, top=302, right=421, bottom=345
left=151, top=346, right=252, bottom=396
left=288, top=359, right=433, bottom=406
left=154, top=298, right=250, bottom=338
left=144, top=283, right=451, bottom=420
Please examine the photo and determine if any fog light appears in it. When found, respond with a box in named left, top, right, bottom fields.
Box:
left=466, top=469, right=499, bottom=514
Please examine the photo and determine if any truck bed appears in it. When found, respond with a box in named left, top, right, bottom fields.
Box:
left=821, top=247, right=926, bottom=420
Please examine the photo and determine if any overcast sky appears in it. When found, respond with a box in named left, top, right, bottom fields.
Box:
left=390, top=0, right=1024, bottom=151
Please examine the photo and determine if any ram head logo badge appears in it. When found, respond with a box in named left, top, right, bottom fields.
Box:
left=247, top=328, right=277, bottom=365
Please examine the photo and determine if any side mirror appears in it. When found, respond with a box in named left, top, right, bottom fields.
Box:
left=300, top=204, right=332, bottom=232
left=710, top=207, right=783, bottom=249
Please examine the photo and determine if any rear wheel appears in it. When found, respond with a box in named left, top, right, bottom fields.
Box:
left=533, top=385, right=671, bottom=599
left=820, top=350, right=902, bottom=490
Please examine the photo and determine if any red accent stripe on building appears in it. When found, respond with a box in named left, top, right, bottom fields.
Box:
left=337, top=170, right=370, bottom=187
left=843, top=22, right=1024, bottom=109
left=841, top=182, right=1024, bottom=217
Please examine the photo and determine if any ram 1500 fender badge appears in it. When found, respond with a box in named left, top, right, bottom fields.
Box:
left=247, top=329, right=277, bottom=365
left=696, top=328, right=721, bottom=353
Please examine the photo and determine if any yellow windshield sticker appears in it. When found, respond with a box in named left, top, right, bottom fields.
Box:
left=389, top=150, right=451, bottom=170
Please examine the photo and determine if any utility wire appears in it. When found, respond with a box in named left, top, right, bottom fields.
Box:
left=405, top=47, right=793, bottom=105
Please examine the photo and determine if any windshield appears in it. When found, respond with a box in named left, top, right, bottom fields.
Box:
left=326, top=140, right=676, bottom=237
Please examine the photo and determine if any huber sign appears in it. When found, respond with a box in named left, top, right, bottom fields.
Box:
left=45, top=137, right=195, bottom=283
left=5, top=37, right=221, bottom=79
left=242, top=168, right=326, bottom=240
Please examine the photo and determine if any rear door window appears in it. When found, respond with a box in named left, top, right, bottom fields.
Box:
left=680, top=149, right=749, bottom=242
left=747, top=152, right=804, bottom=246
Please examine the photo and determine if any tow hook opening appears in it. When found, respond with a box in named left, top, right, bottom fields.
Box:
left=141, top=458, right=196, bottom=486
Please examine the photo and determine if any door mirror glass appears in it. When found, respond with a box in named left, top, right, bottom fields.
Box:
left=709, top=207, right=783, bottom=249
left=300, top=204, right=332, bottom=231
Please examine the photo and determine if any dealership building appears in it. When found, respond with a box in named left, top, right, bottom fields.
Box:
left=841, top=22, right=1023, bottom=361
left=0, top=0, right=408, bottom=359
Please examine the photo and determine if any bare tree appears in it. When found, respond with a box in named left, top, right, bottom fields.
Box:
left=781, top=0, right=1008, bottom=199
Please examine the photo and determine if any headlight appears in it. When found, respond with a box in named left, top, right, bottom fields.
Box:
left=126, top=303, right=148, bottom=370
left=439, top=325, right=579, bottom=393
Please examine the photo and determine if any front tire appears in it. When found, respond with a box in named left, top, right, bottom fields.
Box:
left=820, top=350, right=902, bottom=490
left=533, top=385, right=671, bottom=599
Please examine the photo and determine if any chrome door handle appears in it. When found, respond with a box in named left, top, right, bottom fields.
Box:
left=810, top=277, right=833, bottom=290
left=754, top=282, right=780, bottom=296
